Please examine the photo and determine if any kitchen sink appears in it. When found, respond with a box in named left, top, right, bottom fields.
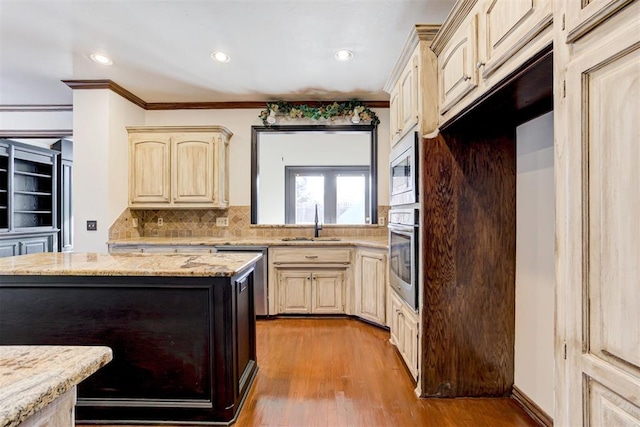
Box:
left=280, top=237, right=341, bottom=241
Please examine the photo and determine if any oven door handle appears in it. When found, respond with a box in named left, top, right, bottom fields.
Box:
left=388, top=223, right=416, bottom=234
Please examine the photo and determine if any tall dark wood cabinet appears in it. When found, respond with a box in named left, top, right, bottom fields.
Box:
left=52, top=139, right=73, bottom=252
left=0, top=139, right=58, bottom=257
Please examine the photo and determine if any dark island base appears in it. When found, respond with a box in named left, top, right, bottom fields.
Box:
left=0, top=269, right=257, bottom=425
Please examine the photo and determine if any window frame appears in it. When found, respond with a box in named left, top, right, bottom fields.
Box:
left=284, top=165, right=371, bottom=224
left=250, top=124, right=378, bottom=225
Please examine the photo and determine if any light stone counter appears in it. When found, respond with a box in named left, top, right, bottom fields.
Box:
left=107, top=236, right=389, bottom=250
left=0, top=346, right=112, bottom=427
left=0, top=252, right=262, bottom=277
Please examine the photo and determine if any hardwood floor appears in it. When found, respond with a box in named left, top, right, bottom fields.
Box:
left=236, top=318, right=538, bottom=426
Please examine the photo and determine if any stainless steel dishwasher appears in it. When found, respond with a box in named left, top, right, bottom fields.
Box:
left=215, top=246, right=268, bottom=316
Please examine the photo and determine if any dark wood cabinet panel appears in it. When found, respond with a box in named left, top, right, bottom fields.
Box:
left=0, top=270, right=258, bottom=424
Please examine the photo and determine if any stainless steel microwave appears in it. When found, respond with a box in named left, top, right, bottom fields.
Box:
left=389, top=131, right=419, bottom=206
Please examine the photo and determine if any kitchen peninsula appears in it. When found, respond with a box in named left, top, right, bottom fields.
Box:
left=0, top=252, right=260, bottom=425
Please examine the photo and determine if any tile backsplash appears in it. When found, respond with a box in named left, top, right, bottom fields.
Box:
left=109, top=206, right=389, bottom=240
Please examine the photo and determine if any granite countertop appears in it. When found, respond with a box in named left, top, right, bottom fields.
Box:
left=0, top=252, right=262, bottom=277
left=107, top=236, right=389, bottom=250
left=0, top=346, right=112, bottom=427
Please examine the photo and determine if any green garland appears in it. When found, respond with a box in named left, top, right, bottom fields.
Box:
left=259, top=100, right=380, bottom=127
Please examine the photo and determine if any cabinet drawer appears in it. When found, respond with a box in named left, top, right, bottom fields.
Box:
left=271, top=247, right=351, bottom=264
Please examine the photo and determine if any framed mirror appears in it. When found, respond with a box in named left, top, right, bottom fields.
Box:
left=251, top=124, right=378, bottom=225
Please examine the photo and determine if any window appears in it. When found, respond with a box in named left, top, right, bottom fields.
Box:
left=285, top=166, right=370, bottom=224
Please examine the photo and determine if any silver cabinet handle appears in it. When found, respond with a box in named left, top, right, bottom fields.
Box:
left=476, top=62, right=485, bottom=68
left=463, top=75, right=471, bottom=81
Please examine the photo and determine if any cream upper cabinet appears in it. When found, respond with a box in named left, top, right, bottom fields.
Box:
left=481, top=0, right=552, bottom=78
left=432, top=0, right=552, bottom=124
left=399, top=56, right=420, bottom=136
left=355, top=248, right=387, bottom=326
left=128, top=126, right=232, bottom=209
left=389, top=84, right=401, bottom=142
left=438, top=13, right=479, bottom=114
left=388, top=53, right=419, bottom=146
left=564, top=0, right=634, bottom=43
left=385, top=25, right=440, bottom=146
left=555, top=2, right=640, bottom=425
left=129, top=135, right=171, bottom=205
left=172, top=135, right=214, bottom=204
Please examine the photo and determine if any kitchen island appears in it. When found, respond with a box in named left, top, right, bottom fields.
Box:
left=0, top=252, right=260, bottom=425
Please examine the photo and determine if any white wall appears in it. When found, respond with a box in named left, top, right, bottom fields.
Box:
left=258, top=132, right=370, bottom=223
left=145, top=108, right=390, bottom=209
left=514, top=111, right=555, bottom=416
left=72, top=90, right=144, bottom=252
left=0, top=110, right=73, bottom=149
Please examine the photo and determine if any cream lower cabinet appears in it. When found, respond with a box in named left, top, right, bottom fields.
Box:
left=389, top=289, right=419, bottom=380
left=270, top=246, right=351, bottom=315
left=276, top=269, right=345, bottom=314
left=128, top=126, right=232, bottom=209
left=355, top=248, right=387, bottom=326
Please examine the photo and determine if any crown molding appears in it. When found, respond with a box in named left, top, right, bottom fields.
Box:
left=63, top=80, right=147, bottom=109
left=62, top=80, right=389, bottom=110
left=0, top=105, right=73, bottom=112
left=431, top=0, right=478, bottom=56
left=146, top=100, right=389, bottom=110
left=383, top=24, right=441, bottom=93
left=0, top=129, right=72, bottom=138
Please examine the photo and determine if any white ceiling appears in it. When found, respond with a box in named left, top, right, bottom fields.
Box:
left=0, top=0, right=455, bottom=106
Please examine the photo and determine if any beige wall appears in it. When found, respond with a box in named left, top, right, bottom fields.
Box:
left=514, top=111, right=555, bottom=416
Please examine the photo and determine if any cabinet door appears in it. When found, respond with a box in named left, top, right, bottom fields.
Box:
left=561, top=14, right=640, bottom=427
left=0, top=240, right=19, bottom=257
left=439, top=14, right=479, bottom=115
left=400, top=309, right=419, bottom=380
left=481, top=0, right=552, bottom=78
left=277, top=270, right=311, bottom=314
left=565, top=0, right=634, bottom=42
left=129, top=136, right=171, bottom=205
left=356, top=250, right=387, bottom=326
left=389, top=291, right=404, bottom=347
left=389, top=85, right=401, bottom=144
left=399, top=55, right=419, bottom=135
left=20, top=236, right=50, bottom=255
left=311, top=271, right=345, bottom=314
left=172, top=135, right=215, bottom=204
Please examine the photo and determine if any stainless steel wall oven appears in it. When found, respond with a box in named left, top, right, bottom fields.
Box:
left=388, top=208, right=419, bottom=311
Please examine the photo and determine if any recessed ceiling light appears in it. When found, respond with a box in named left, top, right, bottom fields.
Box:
left=335, top=49, right=353, bottom=61
left=210, top=51, right=230, bottom=63
left=90, top=53, right=113, bottom=65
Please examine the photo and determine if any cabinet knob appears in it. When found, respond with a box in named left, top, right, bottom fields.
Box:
left=476, top=62, right=485, bottom=69
left=307, top=276, right=311, bottom=280
left=463, top=75, right=471, bottom=81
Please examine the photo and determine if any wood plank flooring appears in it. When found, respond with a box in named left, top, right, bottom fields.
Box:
left=236, top=318, right=538, bottom=426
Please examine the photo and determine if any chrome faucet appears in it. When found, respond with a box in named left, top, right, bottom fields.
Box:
left=314, top=204, right=323, bottom=238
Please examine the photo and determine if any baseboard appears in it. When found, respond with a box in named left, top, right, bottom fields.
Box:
left=511, top=385, right=553, bottom=426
